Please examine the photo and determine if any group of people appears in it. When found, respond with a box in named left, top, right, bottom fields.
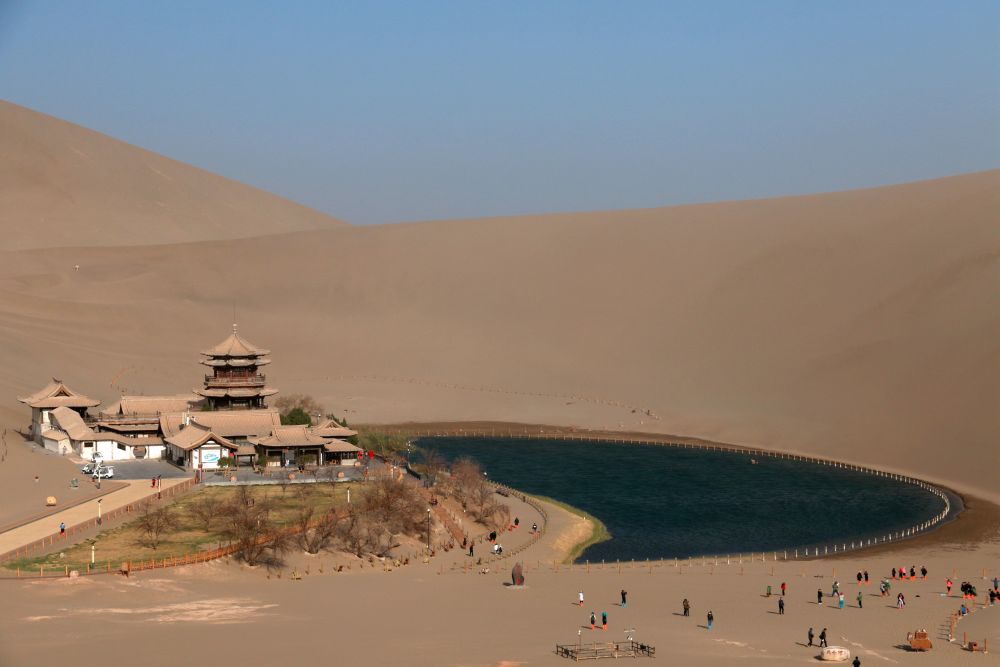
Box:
left=578, top=590, right=628, bottom=633
left=890, top=564, right=927, bottom=581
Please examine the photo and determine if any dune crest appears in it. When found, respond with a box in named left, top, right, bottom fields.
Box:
left=0, top=100, right=345, bottom=250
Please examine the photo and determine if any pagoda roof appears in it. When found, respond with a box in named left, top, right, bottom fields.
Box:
left=50, top=406, right=99, bottom=441
left=201, top=326, right=270, bottom=358
left=100, top=394, right=200, bottom=417
left=165, top=422, right=238, bottom=451
left=249, top=425, right=329, bottom=448
left=160, top=409, right=282, bottom=439
left=18, top=379, right=100, bottom=409
left=311, top=419, right=358, bottom=438
left=201, top=357, right=270, bottom=368
left=195, top=387, right=278, bottom=399
left=323, top=439, right=362, bottom=454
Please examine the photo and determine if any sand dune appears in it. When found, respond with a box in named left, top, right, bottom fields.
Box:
left=0, top=141, right=997, bottom=502
left=0, top=100, right=343, bottom=250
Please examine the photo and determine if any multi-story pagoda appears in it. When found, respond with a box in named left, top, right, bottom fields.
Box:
left=195, top=325, right=278, bottom=410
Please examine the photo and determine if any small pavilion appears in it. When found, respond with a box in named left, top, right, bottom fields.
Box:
left=164, top=421, right=238, bottom=470
left=248, top=425, right=330, bottom=467
left=18, top=378, right=100, bottom=446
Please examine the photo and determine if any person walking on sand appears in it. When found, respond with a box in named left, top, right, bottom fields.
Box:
left=892, top=567, right=897, bottom=580
left=778, top=597, right=784, bottom=615
left=896, top=592, right=905, bottom=609
left=857, top=571, right=863, bottom=585
left=706, top=610, right=713, bottom=630
left=920, top=565, right=927, bottom=579
left=808, top=627, right=815, bottom=646
left=59, top=522, right=65, bottom=537
left=832, top=580, right=839, bottom=596
left=579, top=591, right=584, bottom=607
left=857, top=591, right=863, bottom=608
left=620, top=589, right=627, bottom=608
left=819, top=628, right=828, bottom=648
left=863, top=570, right=869, bottom=584
left=682, top=598, right=690, bottom=617
left=780, top=581, right=786, bottom=596
left=817, top=588, right=824, bottom=605
left=601, top=611, right=608, bottom=630
left=590, top=611, right=596, bottom=630
left=469, top=543, right=474, bottom=557
left=838, top=593, right=845, bottom=609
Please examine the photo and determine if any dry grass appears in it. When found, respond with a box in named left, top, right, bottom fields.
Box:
left=4, top=483, right=351, bottom=573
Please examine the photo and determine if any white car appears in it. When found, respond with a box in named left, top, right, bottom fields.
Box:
left=92, top=466, right=114, bottom=479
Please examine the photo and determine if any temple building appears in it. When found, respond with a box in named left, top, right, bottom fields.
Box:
left=18, top=379, right=100, bottom=446
left=195, top=325, right=277, bottom=410
left=18, top=327, right=360, bottom=470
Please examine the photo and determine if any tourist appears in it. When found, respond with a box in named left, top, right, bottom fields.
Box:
left=853, top=656, right=861, bottom=667
left=469, top=543, right=474, bottom=557
left=819, top=628, right=828, bottom=648
left=920, top=565, right=927, bottom=579
left=896, top=592, right=905, bottom=609
left=946, top=578, right=953, bottom=595
left=579, top=590, right=584, bottom=607
left=601, top=611, right=607, bottom=630
left=590, top=611, right=596, bottom=630
left=778, top=598, right=784, bottom=615
left=863, top=570, right=869, bottom=584
left=513, top=517, right=519, bottom=528
left=879, top=580, right=886, bottom=597
left=620, top=589, right=627, bottom=608
left=780, top=581, right=786, bottom=596
left=706, top=610, right=713, bottom=630
left=891, top=567, right=897, bottom=580
left=808, top=627, right=814, bottom=646
left=960, top=603, right=968, bottom=617
left=988, top=589, right=995, bottom=606
left=838, top=593, right=845, bottom=610
left=856, top=571, right=863, bottom=585
left=831, top=580, right=839, bottom=596
left=856, top=591, right=863, bottom=609
left=909, top=566, right=916, bottom=579
left=59, top=522, right=65, bottom=537
left=531, top=522, right=538, bottom=533
left=817, top=588, right=824, bottom=605
left=682, top=598, right=690, bottom=617
left=992, top=575, right=998, bottom=591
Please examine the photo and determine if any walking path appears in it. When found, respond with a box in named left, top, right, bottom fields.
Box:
left=0, top=476, right=191, bottom=556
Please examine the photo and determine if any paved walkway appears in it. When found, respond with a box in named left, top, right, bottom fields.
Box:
left=0, top=476, right=191, bottom=556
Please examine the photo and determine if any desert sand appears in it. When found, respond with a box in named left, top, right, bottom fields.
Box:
left=0, top=102, right=997, bottom=665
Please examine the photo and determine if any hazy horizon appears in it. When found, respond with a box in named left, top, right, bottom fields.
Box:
left=1, top=1, right=997, bottom=225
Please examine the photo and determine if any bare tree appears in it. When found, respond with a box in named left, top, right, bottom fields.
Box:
left=274, top=394, right=324, bottom=422
left=334, top=504, right=382, bottom=557
left=295, top=506, right=340, bottom=555
left=189, top=494, right=222, bottom=531
left=418, top=448, right=446, bottom=485
left=219, top=487, right=289, bottom=567
left=136, top=504, right=178, bottom=549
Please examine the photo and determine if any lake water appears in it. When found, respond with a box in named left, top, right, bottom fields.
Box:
left=416, top=437, right=949, bottom=562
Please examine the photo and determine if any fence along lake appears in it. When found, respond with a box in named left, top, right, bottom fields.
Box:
left=417, top=437, right=950, bottom=563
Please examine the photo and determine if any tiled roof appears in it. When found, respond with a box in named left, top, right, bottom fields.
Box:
left=164, top=422, right=238, bottom=451
left=159, top=409, right=282, bottom=439
left=200, top=326, right=270, bottom=358
left=18, top=379, right=100, bottom=409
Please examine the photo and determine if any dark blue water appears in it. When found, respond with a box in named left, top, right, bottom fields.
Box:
left=417, top=437, right=948, bottom=562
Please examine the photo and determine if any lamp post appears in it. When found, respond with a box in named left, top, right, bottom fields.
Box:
left=97, top=498, right=102, bottom=526
left=91, top=543, right=96, bottom=565
left=426, top=508, right=432, bottom=552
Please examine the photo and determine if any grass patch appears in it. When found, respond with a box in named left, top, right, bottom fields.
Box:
left=532, top=494, right=611, bottom=564
left=5, top=482, right=353, bottom=573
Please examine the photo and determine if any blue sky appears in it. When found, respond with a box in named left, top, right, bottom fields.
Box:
left=1, top=1, right=997, bottom=224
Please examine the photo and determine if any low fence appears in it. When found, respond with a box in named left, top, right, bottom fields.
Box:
left=381, top=428, right=956, bottom=563
left=0, top=478, right=197, bottom=566
left=2, top=544, right=239, bottom=580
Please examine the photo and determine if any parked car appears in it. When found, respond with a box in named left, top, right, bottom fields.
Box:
left=81, top=463, right=96, bottom=474
left=92, top=466, right=114, bottom=479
